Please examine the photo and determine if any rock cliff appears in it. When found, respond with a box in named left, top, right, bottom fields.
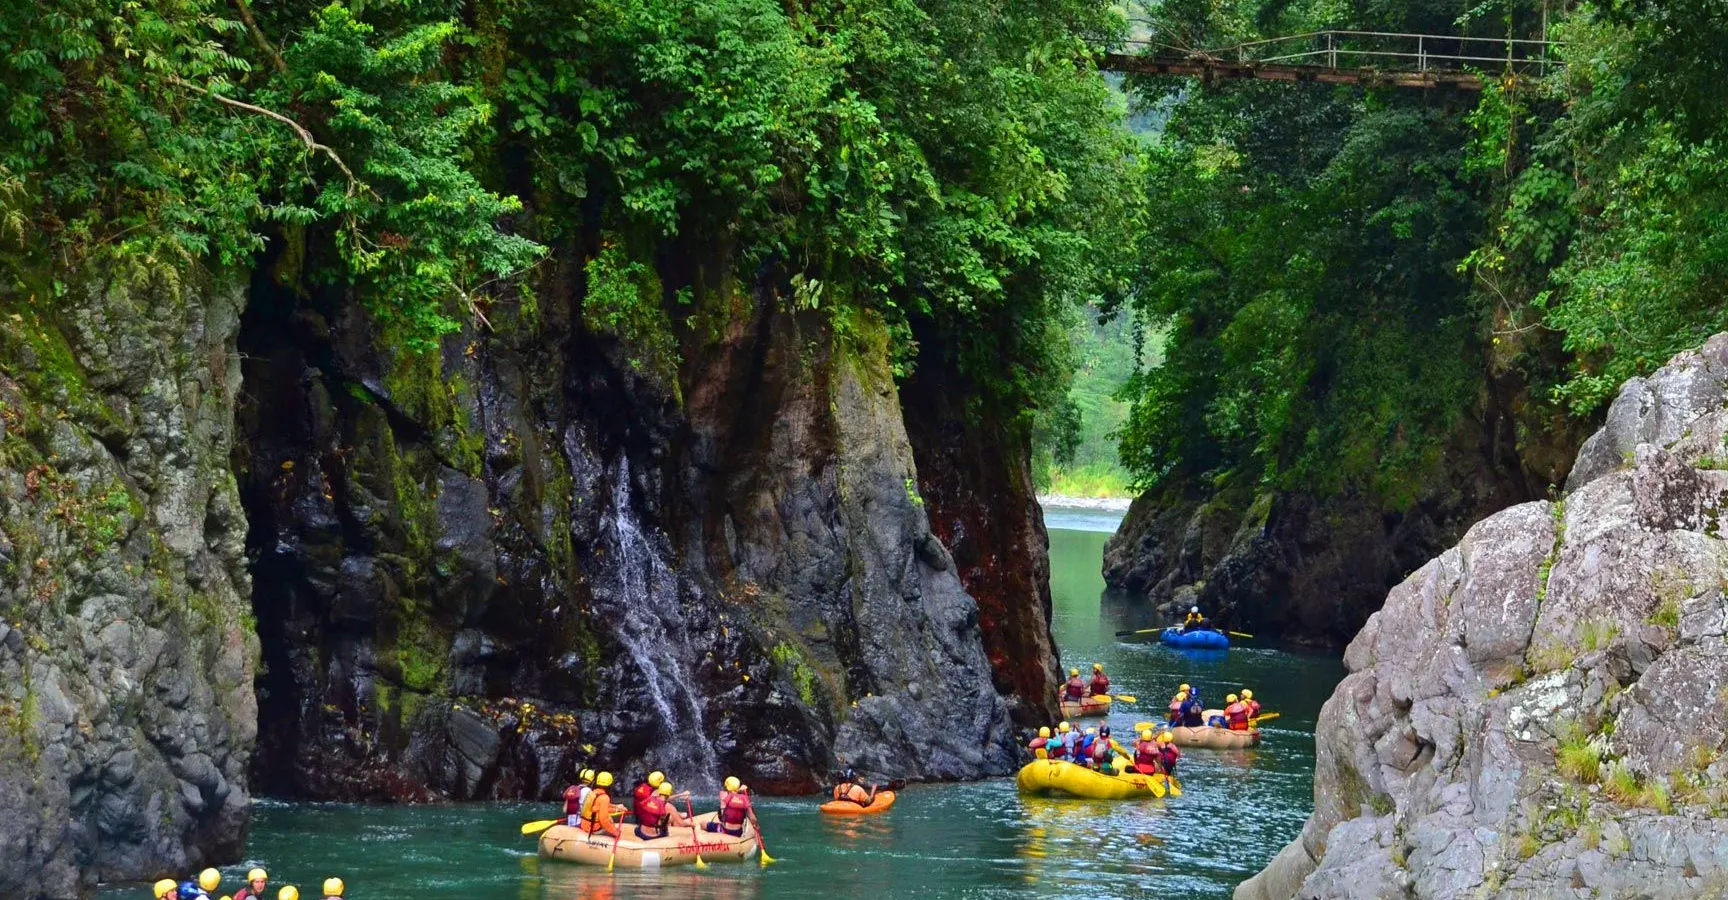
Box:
left=0, top=260, right=256, bottom=896
left=236, top=247, right=1028, bottom=800
left=1102, top=388, right=1561, bottom=647
left=1239, top=333, right=1728, bottom=900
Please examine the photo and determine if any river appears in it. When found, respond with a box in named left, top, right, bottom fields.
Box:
left=102, top=507, right=1344, bottom=900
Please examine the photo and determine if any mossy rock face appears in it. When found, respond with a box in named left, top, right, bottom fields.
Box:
left=0, top=256, right=256, bottom=896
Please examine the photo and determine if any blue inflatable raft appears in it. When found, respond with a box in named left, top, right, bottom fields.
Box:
left=1159, top=627, right=1230, bottom=649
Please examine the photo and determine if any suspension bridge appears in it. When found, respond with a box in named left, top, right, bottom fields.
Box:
left=1099, top=31, right=1560, bottom=91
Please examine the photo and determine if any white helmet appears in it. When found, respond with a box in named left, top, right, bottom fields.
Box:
left=1191, top=606, right=1199, bottom=613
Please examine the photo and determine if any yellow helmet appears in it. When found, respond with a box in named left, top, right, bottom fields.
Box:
left=278, top=888, right=298, bottom=900
left=1037, top=726, right=1050, bottom=738
left=200, top=870, right=222, bottom=893
left=1241, top=689, right=1253, bottom=700
left=154, top=880, right=178, bottom=899
left=580, top=768, right=595, bottom=784
left=247, top=870, right=267, bottom=884
left=1140, top=729, right=1153, bottom=741
left=1227, top=693, right=1239, bottom=703
left=597, top=771, right=615, bottom=788
left=648, top=771, right=665, bottom=787
left=1069, top=668, right=1079, bottom=676
left=724, top=776, right=742, bottom=792
left=1179, top=683, right=1190, bottom=692
left=1158, top=731, right=1174, bottom=743
left=1057, top=721, right=1071, bottom=733
left=321, top=879, right=343, bottom=898
left=1084, top=727, right=1097, bottom=736
left=657, top=782, right=674, bottom=796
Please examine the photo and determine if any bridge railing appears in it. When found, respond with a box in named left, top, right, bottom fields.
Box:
left=1120, top=30, right=1560, bottom=78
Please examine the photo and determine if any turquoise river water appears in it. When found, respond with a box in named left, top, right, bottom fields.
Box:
left=101, top=508, right=1346, bottom=900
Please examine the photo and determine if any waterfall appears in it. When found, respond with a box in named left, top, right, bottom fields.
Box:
left=601, top=455, right=722, bottom=787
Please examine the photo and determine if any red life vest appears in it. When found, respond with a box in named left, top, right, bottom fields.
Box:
left=1089, top=674, right=1110, bottom=696
left=562, top=785, right=582, bottom=816
left=720, top=790, right=751, bottom=826
left=1028, top=737, right=1048, bottom=751
left=1247, top=699, right=1262, bottom=717
left=1063, top=676, right=1085, bottom=700
left=1225, top=702, right=1250, bottom=730
left=1159, top=743, right=1181, bottom=772
left=1133, top=740, right=1159, bottom=769
left=638, top=794, right=670, bottom=829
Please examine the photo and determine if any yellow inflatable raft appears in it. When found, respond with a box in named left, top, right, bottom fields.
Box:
left=1167, top=724, right=1260, bottom=749
left=1015, top=760, right=1178, bottom=800
left=538, top=813, right=758, bottom=867
left=1058, top=695, right=1111, bottom=719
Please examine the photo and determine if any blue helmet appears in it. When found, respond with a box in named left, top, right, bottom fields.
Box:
left=178, top=884, right=203, bottom=900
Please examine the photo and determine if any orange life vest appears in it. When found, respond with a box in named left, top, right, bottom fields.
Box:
left=1224, top=702, right=1250, bottom=731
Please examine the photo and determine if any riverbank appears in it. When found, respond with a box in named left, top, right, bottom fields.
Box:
left=1038, top=495, right=1133, bottom=512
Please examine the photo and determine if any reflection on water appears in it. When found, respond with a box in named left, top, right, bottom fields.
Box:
left=96, top=526, right=1344, bottom=900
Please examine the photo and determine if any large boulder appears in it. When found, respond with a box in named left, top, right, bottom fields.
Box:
left=1240, top=334, right=1728, bottom=900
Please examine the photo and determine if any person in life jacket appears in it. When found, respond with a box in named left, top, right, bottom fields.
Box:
left=1223, top=693, right=1251, bottom=731
left=1076, top=727, right=1099, bottom=767
left=1168, top=691, right=1187, bottom=725
left=1089, top=725, right=1116, bottom=768
left=636, top=781, right=688, bottom=839
left=1180, top=690, right=1206, bottom=727
left=232, top=870, right=269, bottom=900
left=198, top=870, right=222, bottom=898
left=1183, top=606, right=1207, bottom=632
left=1028, top=726, right=1052, bottom=758
left=1156, top=732, right=1182, bottom=775
left=152, top=880, right=180, bottom=900
left=582, top=771, right=621, bottom=837
left=833, top=768, right=879, bottom=807
left=320, top=878, right=344, bottom=900
left=562, top=769, right=591, bottom=827
left=1087, top=663, right=1110, bottom=697
left=1062, top=668, right=1086, bottom=701
left=632, top=770, right=666, bottom=823
left=706, top=776, right=753, bottom=836
left=1133, top=728, right=1161, bottom=774
left=1046, top=722, right=1072, bottom=759
left=1241, top=688, right=1261, bottom=719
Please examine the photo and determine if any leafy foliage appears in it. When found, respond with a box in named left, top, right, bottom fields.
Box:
left=0, top=0, right=540, bottom=345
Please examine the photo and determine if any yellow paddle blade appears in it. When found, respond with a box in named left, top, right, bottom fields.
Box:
left=1112, top=694, right=1137, bottom=703
left=1135, top=721, right=1154, bottom=732
left=759, top=848, right=776, bottom=866
left=694, top=856, right=709, bottom=870
left=1167, top=776, right=1183, bottom=797
left=1147, top=775, right=1165, bottom=798
left=1251, top=712, right=1281, bottom=724
left=520, top=819, right=558, bottom=835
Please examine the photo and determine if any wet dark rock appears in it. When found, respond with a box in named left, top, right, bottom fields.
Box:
left=237, top=251, right=1034, bottom=801
left=1240, top=334, right=1728, bottom=900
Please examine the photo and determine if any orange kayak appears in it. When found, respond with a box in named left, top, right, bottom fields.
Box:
left=819, top=790, right=897, bottom=815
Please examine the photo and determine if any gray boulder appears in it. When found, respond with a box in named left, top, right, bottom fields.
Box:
left=1242, top=334, right=1728, bottom=900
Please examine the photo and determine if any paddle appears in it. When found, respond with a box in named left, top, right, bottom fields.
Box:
left=1112, top=627, right=1167, bottom=637
left=1165, top=776, right=1183, bottom=798
left=520, top=819, right=559, bottom=836
left=1250, top=712, right=1281, bottom=725
left=606, top=810, right=629, bottom=871
left=683, top=796, right=709, bottom=870
left=1228, top=631, right=1254, bottom=638
left=748, top=811, right=776, bottom=867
